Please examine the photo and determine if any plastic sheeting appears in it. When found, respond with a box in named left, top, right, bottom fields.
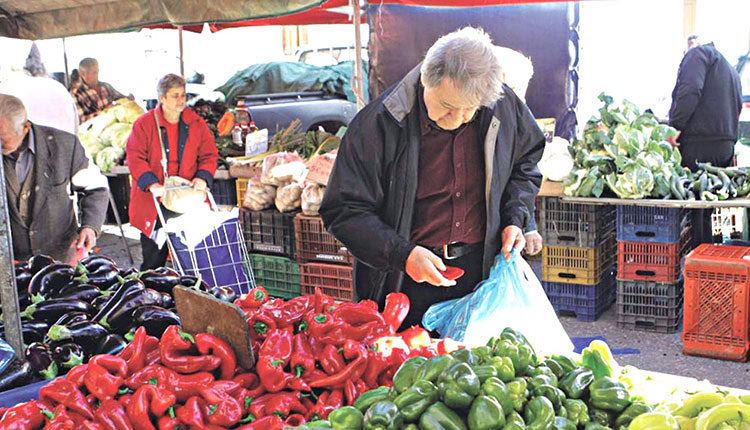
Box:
left=366, top=3, right=579, bottom=139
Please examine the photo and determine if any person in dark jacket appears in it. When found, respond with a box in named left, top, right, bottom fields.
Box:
left=319, top=27, right=545, bottom=329
left=669, top=36, right=742, bottom=244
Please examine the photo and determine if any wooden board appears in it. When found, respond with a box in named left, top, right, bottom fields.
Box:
left=173, top=286, right=254, bottom=369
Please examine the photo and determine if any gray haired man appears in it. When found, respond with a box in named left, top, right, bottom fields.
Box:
left=320, top=27, right=545, bottom=328
left=0, top=94, right=108, bottom=263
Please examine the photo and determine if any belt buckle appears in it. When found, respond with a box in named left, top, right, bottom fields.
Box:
left=442, top=242, right=459, bottom=260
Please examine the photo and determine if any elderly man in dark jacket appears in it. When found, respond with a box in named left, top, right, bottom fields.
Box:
left=320, top=27, right=545, bottom=329
left=0, top=94, right=109, bottom=263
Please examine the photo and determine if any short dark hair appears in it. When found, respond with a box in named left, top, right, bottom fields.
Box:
left=687, top=35, right=699, bottom=49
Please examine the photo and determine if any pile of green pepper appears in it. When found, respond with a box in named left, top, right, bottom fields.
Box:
left=299, top=328, right=652, bottom=430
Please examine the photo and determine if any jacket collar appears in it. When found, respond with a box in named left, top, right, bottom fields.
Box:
left=156, top=105, right=200, bottom=125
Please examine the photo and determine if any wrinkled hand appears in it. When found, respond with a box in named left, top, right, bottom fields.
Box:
left=149, top=183, right=165, bottom=198
left=191, top=178, right=207, bottom=191
left=667, top=130, right=681, bottom=147
left=524, top=231, right=543, bottom=256
left=76, top=227, right=96, bottom=251
left=502, top=225, right=526, bottom=261
left=405, top=246, right=456, bottom=287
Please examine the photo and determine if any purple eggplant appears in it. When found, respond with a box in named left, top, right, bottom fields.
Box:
left=118, top=267, right=138, bottom=279
left=19, top=299, right=92, bottom=324
left=79, top=255, right=116, bottom=271
left=0, top=360, right=33, bottom=392
left=55, top=283, right=103, bottom=302
left=210, top=286, right=237, bottom=303
left=25, top=342, right=57, bottom=380
left=78, top=262, right=120, bottom=290
left=140, top=270, right=181, bottom=294
left=15, top=268, right=32, bottom=294
left=96, top=334, right=127, bottom=356
left=0, top=321, right=49, bottom=345
left=46, top=320, right=108, bottom=354
left=129, top=305, right=181, bottom=337
left=159, top=292, right=174, bottom=309
left=52, top=343, right=85, bottom=369
left=91, top=294, right=111, bottom=311
left=52, top=312, right=89, bottom=327
left=0, top=340, right=15, bottom=375
left=106, top=289, right=164, bottom=333
left=27, top=263, right=75, bottom=301
left=179, top=275, right=210, bottom=292
left=92, top=279, right=145, bottom=325
left=28, top=254, right=55, bottom=275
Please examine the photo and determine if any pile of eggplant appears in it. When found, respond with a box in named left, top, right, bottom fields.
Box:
left=0, top=254, right=237, bottom=392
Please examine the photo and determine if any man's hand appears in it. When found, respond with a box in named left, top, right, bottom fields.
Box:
left=524, top=231, right=543, bottom=256
left=149, top=183, right=165, bottom=198
left=667, top=130, right=681, bottom=147
left=76, top=227, right=96, bottom=251
left=405, top=246, right=456, bottom=287
left=502, top=225, right=526, bottom=261
left=191, top=178, right=207, bottom=191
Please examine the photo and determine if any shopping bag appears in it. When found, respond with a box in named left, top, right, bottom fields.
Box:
left=422, top=251, right=573, bottom=354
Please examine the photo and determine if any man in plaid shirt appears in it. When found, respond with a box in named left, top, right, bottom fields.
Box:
left=71, top=58, right=132, bottom=123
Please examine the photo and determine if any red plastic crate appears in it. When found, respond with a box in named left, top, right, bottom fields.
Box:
left=617, top=226, right=693, bottom=282
left=294, top=214, right=354, bottom=264
left=682, top=244, right=750, bottom=362
left=299, top=262, right=354, bottom=302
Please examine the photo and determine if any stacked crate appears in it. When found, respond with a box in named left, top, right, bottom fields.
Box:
left=294, top=214, right=355, bottom=302
left=539, top=197, right=617, bottom=321
left=615, top=206, right=692, bottom=333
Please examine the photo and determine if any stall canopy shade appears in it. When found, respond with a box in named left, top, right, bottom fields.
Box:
left=0, top=0, right=330, bottom=39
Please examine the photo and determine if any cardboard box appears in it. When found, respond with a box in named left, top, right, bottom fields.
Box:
left=538, top=179, right=563, bottom=197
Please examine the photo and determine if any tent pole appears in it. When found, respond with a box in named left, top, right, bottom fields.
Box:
left=352, top=0, right=365, bottom=110
left=62, top=37, right=70, bottom=88
left=0, top=156, right=23, bottom=357
left=178, top=26, right=185, bottom=78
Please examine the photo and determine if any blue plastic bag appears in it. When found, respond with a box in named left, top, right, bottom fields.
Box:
left=422, top=251, right=573, bottom=353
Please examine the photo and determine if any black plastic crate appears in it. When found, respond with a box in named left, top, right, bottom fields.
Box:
left=615, top=278, right=683, bottom=333
left=240, top=209, right=297, bottom=259
left=539, top=196, right=616, bottom=247
left=617, top=206, right=689, bottom=243
left=211, top=177, right=238, bottom=206
left=105, top=174, right=130, bottom=224
left=543, top=266, right=616, bottom=322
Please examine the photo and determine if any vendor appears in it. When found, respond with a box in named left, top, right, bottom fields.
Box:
left=0, top=94, right=108, bottom=264
left=319, top=27, right=545, bottom=329
left=71, top=57, right=133, bottom=123
left=126, top=73, right=218, bottom=270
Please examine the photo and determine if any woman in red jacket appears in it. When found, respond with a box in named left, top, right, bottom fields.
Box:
left=126, top=74, right=218, bottom=269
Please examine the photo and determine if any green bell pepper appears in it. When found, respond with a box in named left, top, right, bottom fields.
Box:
left=556, top=405, right=567, bottom=419
left=533, top=384, right=565, bottom=410
left=529, top=366, right=558, bottom=386
left=419, top=402, right=468, bottom=430
left=329, top=406, right=364, bottom=430
left=544, top=359, right=566, bottom=379
left=491, top=338, right=521, bottom=372
left=563, top=399, right=589, bottom=426
left=500, top=327, right=537, bottom=363
left=403, top=425, right=419, bottom=430
left=673, top=393, right=722, bottom=418
left=472, top=364, right=499, bottom=384
left=628, top=412, right=680, bottom=430
left=363, top=401, right=402, bottom=430
left=508, top=378, right=529, bottom=413
left=482, top=377, right=513, bottom=414
left=524, top=396, right=555, bottom=430
left=588, top=407, right=614, bottom=427
left=529, top=374, right=558, bottom=390
left=393, top=379, right=439, bottom=422
left=415, top=355, right=458, bottom=385
left=452, top=348, right=479, bottom=366
left=549, top=355, right=579, bottom=375
left=393, top=356, right=428, bottom=393
left=437, top=362, right=481, bottom=410
left=354, top=387, right=395, bottom=413
left=468, top=395, right=506, bottom=430
left=584, top=423, right=612, bottom=430
left=487, top=356, right=515, bottom=383
left=472, top=346, right=494, bottom=365
left=614, top=402, right=651, bottom=428
left=504, top=411, right=526, bottom=430
left=552, top=416, right=577, bottom=430
left=589, top=377, right=630, bottom=412
left=558, top=367, right=594, bottom=399
left=581, top=348, right=611, bottom=380
left=303, top=419, right=332, bottom=428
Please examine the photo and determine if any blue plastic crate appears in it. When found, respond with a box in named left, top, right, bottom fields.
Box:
left=543, top=266, right=616, bottom=321
left=617, top=206, right=689, bottom=243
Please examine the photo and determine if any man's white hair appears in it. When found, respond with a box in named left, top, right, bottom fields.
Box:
left=420, top=27, right=504, bottom=107
left=495, top=46, right=534, bottom=101
left=0, top=94, right=28, bottom=134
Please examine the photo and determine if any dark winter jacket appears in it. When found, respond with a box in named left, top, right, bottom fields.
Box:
left=319, top=65, right=545, bottom=304
left=669, top=43, right=742, bottom=167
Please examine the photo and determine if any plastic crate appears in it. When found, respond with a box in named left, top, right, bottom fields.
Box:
left=712, top=207, right=746, bottom=241
left=240, top=209, right=296, bottom=258
left=682, top=244, right=750, bottom=362
left=617, top=226, right=693, bottom=282
left=539, top=197, right=616, bottom=247
left=249, top=254, right=300, bottom=299
left=542, top=235, right=616, bottom=285
left=235, top=178, right=249, bottom=208
left=543, top=267, right=616, bottom=322
left=615, top=278, right=683, bottom=333
left=299, top=262, right=354, bottom=302
left=294, top=214, right=354, bottom=264
left=617, top=206, right=688, bottom=243
left=211, top=177, right=237, bottom=206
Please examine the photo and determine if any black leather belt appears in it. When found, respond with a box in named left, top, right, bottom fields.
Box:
left=424, top=242, right=483, bottom=260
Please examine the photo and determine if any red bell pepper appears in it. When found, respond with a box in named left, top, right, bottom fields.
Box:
left=399, top=325, right=432, bottom=351
left=330, top=302, right=386, bottom=326
left=289, top=334, right=315, bottom=378
left=284, top=414, right=306, bottom=427
left=318, top=344, right=345, bottom=375
left=44, top=405, right=76, bottom=430
left=125, top=364, right=215, bottom=403
left=126, top=385, right=177, bottom=430
left=155, top=416, right=179, bottom=430
left=159, top=326, right=221, bottom=374
left=95, top=400, right=133, bottom=430
left=308, top=340, right=368, bottom=389
left=245, top=308, right=278, bottom=340
left=308, top=314, right=388, bottom=346
left=312, top=287, right=335, bottom=314
left=175, top=396, right=206, bottom=428
left=307, top=389, right=343, bottom=421
left=280, top=296, right=315, bottom=324
left=363, top=353, right=389, bottom=388
left=118, top=327, right=160, bottom=375
left=234, top=415, right=283, bottom=430
left=249, top=392, right=307, bottom=419
left=234, top=287, right=269, bottom=311
left=39, top=378, right=95, bottom=420
left=256, top=329, right=309, bottom=392
left=0, top=401, right=45, bottom=430
left=382, top=292, right=410, bottom=333
left=199, top=386, right=243, bottom=427
left=65, top=364, right=88, bottom=388
left=194, top=333, right=236, bottom=380
left=84, top=356, right=128, bottom=402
